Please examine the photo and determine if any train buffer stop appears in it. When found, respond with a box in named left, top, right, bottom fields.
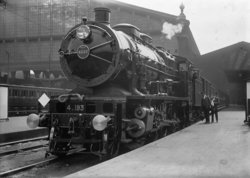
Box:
left=65, top=107, right=250, bottom=178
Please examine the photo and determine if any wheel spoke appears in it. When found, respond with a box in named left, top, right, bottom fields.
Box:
left=90, top=54, right=112, bottom=64
left=90, top=40, right=113, bottom=51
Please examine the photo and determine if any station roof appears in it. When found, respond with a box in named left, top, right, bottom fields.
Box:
left=0, top=0, right=200, bottom=55
left=196, top=41, right=250, bottom=90
left=0, top=0, right=200, bottom=73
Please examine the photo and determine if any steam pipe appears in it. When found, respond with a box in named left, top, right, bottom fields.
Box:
left=130, top=60, right=144, bottom=96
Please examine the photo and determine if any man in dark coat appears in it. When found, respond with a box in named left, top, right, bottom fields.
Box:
left=201, top=93, right=211, bottom=124
left=211, top=94, right=219, bottom=122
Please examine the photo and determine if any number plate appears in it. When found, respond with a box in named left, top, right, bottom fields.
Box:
left=66, top=104, right=85, bottom=112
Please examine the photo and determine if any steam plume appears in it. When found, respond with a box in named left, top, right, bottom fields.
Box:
left=161, top=22, right=183, bottom=39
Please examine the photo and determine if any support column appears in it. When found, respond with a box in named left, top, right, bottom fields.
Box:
left=43, top=71, right=50, bottom=79
left=10, top=71, right=16, bottom=79
left=34, top=70, right=42, bottom=78
left=23, top=70, right=30, bottom=79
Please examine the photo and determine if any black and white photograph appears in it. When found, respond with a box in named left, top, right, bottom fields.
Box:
left=0, top=0, right=249, bottom=177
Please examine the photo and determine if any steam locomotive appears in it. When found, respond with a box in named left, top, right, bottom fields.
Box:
left=27, top=8, right=222, bottom=158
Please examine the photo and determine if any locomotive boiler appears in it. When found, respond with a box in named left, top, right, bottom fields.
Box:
left=27, top=7, right=200, bottom=158
left=59, top=8, right=177, bottom=96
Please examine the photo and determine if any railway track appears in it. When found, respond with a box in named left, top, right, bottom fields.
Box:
left=0, top=136, right=48, bottom=157
left=0, top=136, right=50, bottom=177
left=0, top=136, right=47, bottom=147
left=0, top=133, right=116, bottom=177
left=0, top=144, right=46, bottom=157
left=0, top=143, right=87, bottom=177
left=0, top=156, right=57, bottom=177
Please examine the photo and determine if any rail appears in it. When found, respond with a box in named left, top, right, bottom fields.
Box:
left=0, top=136, right=47, bottom=147
left=0, top=148, right=85, bottom=177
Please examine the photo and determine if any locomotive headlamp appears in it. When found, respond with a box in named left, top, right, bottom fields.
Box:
left=27, top=113, right=40, bottom=128
left=76, top=25, right=91, bottom=40
left=92, top=115, right=111, bottom=131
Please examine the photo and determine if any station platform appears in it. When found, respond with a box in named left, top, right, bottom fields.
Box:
left=0, top=116, right=47, bottom=143
left=65, top=108, right=250, bottom=178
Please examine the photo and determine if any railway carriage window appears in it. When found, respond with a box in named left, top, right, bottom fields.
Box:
left=38, top=91, right=41, bottom=97
left=103, top=103, right=113, bottom=113
left=13, top=89, right=19, bottom=97
left=9, top=89, right=13, bottom=97
left=19, top=90, right=22, bottom=96
left=29, top=90, right=35, bottom=97
left=20, top=90, right=27, bottom=97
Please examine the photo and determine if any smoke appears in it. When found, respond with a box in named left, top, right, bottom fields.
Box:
left=161, top=22, right=183, bottom=40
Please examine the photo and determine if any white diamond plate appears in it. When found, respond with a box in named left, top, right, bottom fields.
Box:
left=38, top=93, right=50, bottom=107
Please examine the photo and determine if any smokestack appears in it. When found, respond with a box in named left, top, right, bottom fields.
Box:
left=94, top=7, right=111, bottom=24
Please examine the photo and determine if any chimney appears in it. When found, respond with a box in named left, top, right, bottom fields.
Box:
left=94, top=7, right=111, bottom=24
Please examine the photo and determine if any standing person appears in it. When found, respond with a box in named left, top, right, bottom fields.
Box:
left=201, top=93, right=211, bottom=124
left=211, top=94, right=219, bottom=122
